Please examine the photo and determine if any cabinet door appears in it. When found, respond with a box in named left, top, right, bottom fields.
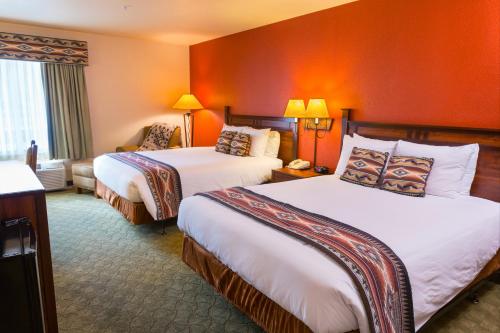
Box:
left=0, top=192, right=58, bottom=333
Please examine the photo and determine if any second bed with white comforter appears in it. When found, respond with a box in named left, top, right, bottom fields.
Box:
left=94, top=147, right=282, bottom=219
left=178, top=175, right=499, bottom=333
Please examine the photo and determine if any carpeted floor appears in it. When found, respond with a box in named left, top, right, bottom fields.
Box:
left=46, top=191, right=499, bottom=333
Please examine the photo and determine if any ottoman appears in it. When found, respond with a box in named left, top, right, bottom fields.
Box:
left=72, top=160, right=96, bottom=194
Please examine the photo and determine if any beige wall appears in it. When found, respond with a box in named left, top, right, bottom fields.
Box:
left=0, top=21, right=190, bottom=156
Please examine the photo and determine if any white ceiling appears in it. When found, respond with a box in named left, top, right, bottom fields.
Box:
left=0, top=0, right=356, bottom=45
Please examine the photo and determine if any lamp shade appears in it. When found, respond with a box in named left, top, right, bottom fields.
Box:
left=173, top=94, right=204, bottom=110
left=284, top=99, right=306, bottom=118
left=306, top=99, right=329, bottom=118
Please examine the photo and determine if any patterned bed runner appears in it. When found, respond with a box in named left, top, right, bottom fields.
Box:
left=107, top=152, right=182, bottom=220
left=196, top=187, right=414, bottom=333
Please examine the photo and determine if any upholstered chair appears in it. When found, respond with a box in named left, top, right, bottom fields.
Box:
left=115, top=126, right=182, bottom=152
left=26, top=140, right=38, bottom=172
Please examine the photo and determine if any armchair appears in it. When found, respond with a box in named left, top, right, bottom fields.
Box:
left=116, top=126, right=182, bottom=152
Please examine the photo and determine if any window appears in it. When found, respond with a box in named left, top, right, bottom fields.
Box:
left=0, top=59, right=49, bottom=160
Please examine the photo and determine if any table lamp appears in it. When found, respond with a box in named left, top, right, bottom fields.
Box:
left=284, top=99, right=307, bottom=133
left=173, top=94, right=204, bottom=147
left=284, top=99, right=306, bottom=120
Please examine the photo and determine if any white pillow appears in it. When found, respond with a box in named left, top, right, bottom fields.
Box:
left=240, top=127, right=271, bottom=157
left=395, top=140, right=475, bottom=198
left=460, top=144, right=479, bottom=196
left=220, top=124, right=271, bottom=157
left=264, top=131, right=280, bottom=158
left=353, top=133, right=398, bottom=146
left=222, top=124, right=249, bottom=132
left=335, top=134, right=397, bottom=175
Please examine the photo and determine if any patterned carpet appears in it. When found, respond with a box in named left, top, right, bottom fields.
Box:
left=46, top=191, right=499, bottom=333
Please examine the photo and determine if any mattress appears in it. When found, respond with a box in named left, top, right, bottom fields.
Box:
left=93, top=147, right=282, bottom=219
left=177, top=175, right=500, bottom=333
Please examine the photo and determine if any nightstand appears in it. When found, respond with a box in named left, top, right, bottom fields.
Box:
left=271, top=168, right=330, bottom=183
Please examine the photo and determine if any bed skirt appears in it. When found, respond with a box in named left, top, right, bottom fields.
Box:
left=182, top=234, right=499, bottom=333
left=95, top=179, right=154, bottom=225
left=181, top=235, right=318, bottom=333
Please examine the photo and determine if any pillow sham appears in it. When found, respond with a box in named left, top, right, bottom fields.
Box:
left=460, top=143, right=479, bottom=196
left=264, top=131, right=281, bottom=158
left=215, top=130, right=237, bottom=154
left=137, top=123, right=177, bottom=151
left=239, top=127, right=271, bottom=157
left=220, top=124, right=270, bottom=157
left=229, top=133, right=251, bottom=156
left=222, top=124, right=249, bottom=133
left=395, top=140, right=474, bottom=198
left=353, top=133, right=398, bottom=146
left=380, top=155, right=434, bottom=197
left=340, top=147, right=389, bottom=187
left=335, top=135, right=397, bottom=175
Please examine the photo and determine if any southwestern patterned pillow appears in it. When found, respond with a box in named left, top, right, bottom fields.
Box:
left=229, top=133, right=251, bottom=157
left=340, top=147, right=389, bottom=187
left=138, top=123, right=177, bottom=151
left=215, top=131, right=237, bottom=154
left=380, top=155, right=434, bottom=197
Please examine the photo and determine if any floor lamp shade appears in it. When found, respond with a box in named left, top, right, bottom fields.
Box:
left=173, top=94, right=204, bottom=110
left=173, top=94, right=204, bottom=147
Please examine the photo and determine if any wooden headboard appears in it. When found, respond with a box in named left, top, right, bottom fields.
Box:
left=340, top=109, right=500, bottom=202
left=224, top=106, right=298, bottom=165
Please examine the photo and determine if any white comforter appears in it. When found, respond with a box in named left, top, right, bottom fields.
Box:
left=177, top=175, right=499, bottom=333
left=93, top=147, right=282, bottom=219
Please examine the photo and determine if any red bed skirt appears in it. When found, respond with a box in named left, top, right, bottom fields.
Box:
left=182, top=234, right=499, bottom=333
left=95, top=179, right=154, bottom=225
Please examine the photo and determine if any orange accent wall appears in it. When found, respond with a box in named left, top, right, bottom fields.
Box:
left=190, top=0, right=500, bottom=168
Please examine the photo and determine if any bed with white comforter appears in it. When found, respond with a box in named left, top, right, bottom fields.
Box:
left=94, top=147, right=282, bottom=219
left=177, top=175, right=499, bottom=333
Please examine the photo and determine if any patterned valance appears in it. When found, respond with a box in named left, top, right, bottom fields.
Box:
left=0, top=32, right=88, bottom=65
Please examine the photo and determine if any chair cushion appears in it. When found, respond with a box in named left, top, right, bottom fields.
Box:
left=73, top=175, right=96, bottom=190
left=72, top=162, right=95, bottom=178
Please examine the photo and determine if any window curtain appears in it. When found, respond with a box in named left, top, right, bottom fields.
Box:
left=0, top=59, right=50, bottom=160
left=41, top=63, right=93, bottom=160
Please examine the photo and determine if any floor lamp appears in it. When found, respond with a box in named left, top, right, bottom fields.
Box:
left=173, top=94, right=204, bottom=147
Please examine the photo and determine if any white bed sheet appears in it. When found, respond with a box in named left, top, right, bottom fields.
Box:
left=93, top=147, right=282, bottom=219
left=177, top=175, right=499, bottom=333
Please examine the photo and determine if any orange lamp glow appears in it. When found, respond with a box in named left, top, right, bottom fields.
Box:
left=306, top=99, right=329, bottom=119
left=173, top=94, right=204, bottom=110
left=283, top=99, right=306, bottom=119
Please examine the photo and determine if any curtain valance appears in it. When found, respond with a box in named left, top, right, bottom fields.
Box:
left=0, top=32, right=88, bottom=65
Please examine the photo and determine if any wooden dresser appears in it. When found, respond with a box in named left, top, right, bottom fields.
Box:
left=0, top=163, right=58, bottom=333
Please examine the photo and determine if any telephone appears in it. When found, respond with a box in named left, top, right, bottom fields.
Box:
left=287, top=159, right=311, bottom=170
